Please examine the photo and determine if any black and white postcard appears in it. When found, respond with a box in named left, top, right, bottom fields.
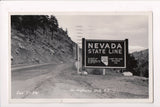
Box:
left=9, top=12, right=153, bottom=103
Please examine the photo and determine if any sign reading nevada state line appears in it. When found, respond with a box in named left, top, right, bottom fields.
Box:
left=82, top=38, right=128, bottom=68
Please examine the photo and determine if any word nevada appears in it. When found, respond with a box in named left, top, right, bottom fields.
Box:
left=87, top=42, right=123, bottom=54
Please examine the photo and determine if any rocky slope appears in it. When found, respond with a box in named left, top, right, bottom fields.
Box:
left=11, top=15, right=76, bottom=65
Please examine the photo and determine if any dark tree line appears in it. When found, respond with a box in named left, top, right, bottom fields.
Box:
left=11, top=15, right=59, bottom=35
left=126, top=54, right=138, bottom=75
left=126, top=54, right=148, bottom=78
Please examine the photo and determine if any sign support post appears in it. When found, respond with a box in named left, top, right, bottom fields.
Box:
left=125, top=39, right=129, bottom=70
left=103, top=69, right=106, bottom=75
left=82, top=38, right=85, bottom=71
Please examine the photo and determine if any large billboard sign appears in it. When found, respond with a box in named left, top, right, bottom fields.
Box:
left=82, top=38, right=128, bottom=68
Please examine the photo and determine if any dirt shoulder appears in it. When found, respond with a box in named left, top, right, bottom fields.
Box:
left=11, top=62, right=148, bottom=99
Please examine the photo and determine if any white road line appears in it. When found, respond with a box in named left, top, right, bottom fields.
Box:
left=11, top=63, right=54, bottom=71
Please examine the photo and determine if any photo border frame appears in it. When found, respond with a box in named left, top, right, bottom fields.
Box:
left=8, top=11, right=153, bottom=103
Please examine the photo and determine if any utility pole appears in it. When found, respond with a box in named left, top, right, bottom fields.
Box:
left=76, top=25, right=83, bottom=74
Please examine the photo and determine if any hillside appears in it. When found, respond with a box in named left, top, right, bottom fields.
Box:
left=132, top=49, right=149, bottom=77
left=11, top=15, right=76, bottom=65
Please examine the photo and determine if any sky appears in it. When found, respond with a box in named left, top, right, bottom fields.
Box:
left=55, top=14, right=149, bottom=53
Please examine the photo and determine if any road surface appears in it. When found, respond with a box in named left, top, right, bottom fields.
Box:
left=11, top=62, right=148, bottom=99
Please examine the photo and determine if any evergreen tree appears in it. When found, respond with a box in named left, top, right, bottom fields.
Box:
left=126, top=54, right=138, bottom=75
left=48, top=15, right=58, bottom=37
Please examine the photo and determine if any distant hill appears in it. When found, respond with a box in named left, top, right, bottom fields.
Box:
left=11, top=15, right=76, bottom=65
left=132, top=49, right=149, bottom=77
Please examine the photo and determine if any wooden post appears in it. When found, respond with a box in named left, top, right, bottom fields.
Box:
left=103, top=69, right=106, bottom=75
left=77, top=44, right=79, bottom=74
left=82, top=38, right=85, bottom=69
left=75, top=43, right=78, bottom=60
left=125, top=39, right=129, bottom=70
